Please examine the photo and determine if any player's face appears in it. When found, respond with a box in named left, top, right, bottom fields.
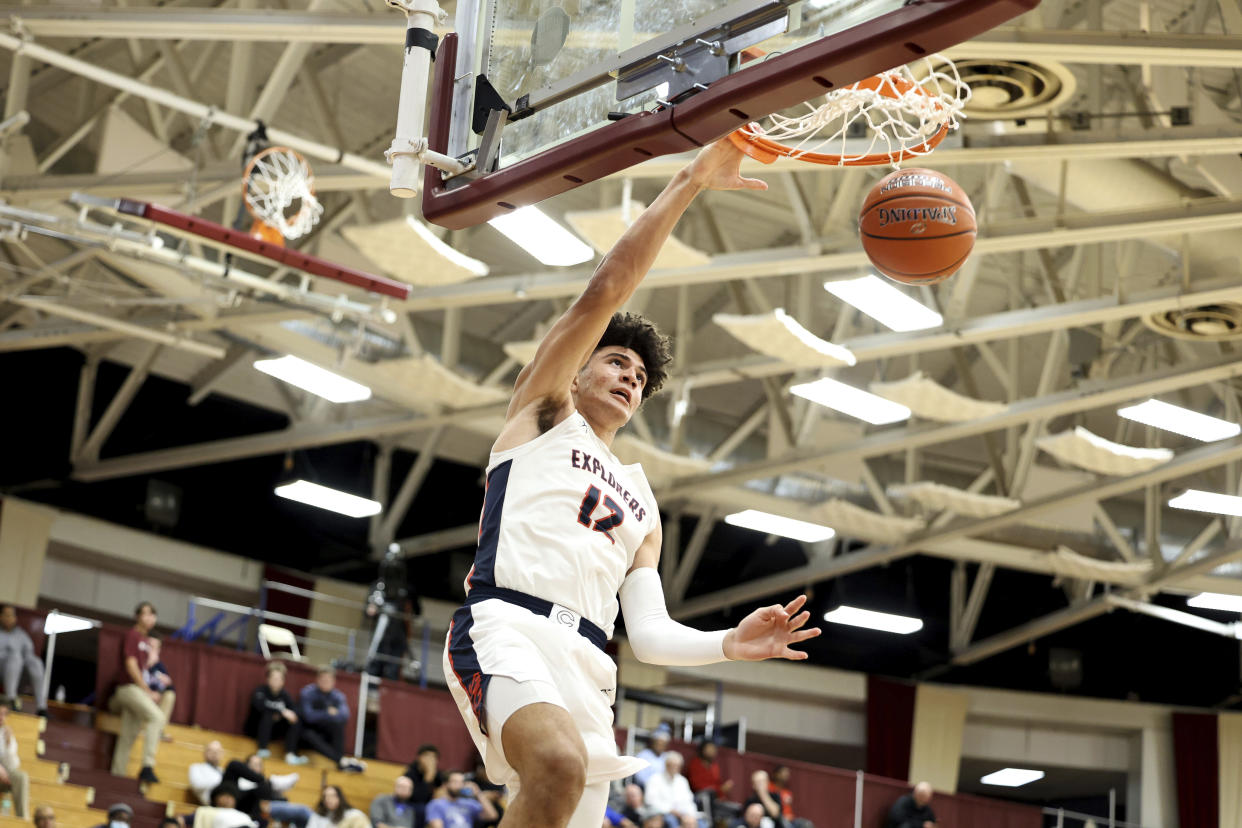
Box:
left=573, top=347, right=646, bottom=428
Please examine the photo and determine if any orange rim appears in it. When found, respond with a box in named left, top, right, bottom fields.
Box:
left=729, top=74, right=952, bottom=167
left=241, top=146, right=318, bottom=223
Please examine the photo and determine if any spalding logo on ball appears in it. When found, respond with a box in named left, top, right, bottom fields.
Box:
left=859, top=168, right=977, bottom=286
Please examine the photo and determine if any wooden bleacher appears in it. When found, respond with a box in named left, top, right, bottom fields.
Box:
left=7, top=713, right=104, bottom=828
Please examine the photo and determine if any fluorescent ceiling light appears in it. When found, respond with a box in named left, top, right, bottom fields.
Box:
left=275, top=480, right=382, bottom=518
left=1169, top=489, right=1242, bottom=517
left=791, top=377, right=911, bottom=425
left=488, top=206, right=594, bottom=266
left=824, top=276, right=943, bottom=332
left=1117, top=399, right=1240, bottom=442
left=43, top=611, right=97, bottom=635
left=823, top=606, right=923, bottom=634
left=1187, top=592, right=1242, bottom=612
left=254, top=355, right=371, bottom=404
left=724, top=509, right=836, bottom=543
left=980, top=768, right=1045, bottom=787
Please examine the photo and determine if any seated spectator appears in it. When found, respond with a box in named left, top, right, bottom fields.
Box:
left=245, top=753, right=308, bottom=828
left=143, top=638, right=175, bottom=742
left=298, top=668, right=363, bottom=773
left=770, top=766, right=812, bottom=828
left=730, top=803, right=774, bottom=828
left=402, top=744, right=444, bottom=809
left=618, top=783, right=645, bottom=826
left=424, top=771, right=498, bottom=828
left=245, top=662, right=306, bottom=765
left=308, top=785, right=368, bottom=828
left=0, top=697, right=30, bottom=818
left=188, top=740, right=299, bottom=819
left=193, top=783, right=261, bottom=828
left=108, top=602, right=165, bottom=783
left=33, top=805, right=55, bottom=828
left=634, top=726, right=671, bottom=788
left=643, top=752, right=699, bottom=828
left=465, top=757, right=504, bottom=828
left=743, top=771, right=782, bottom=827
left=687, top=740, right=736, bottom=823
left=0, top=606, right=46, bottom=717
left=370, top=776, right=416, bottom=828
left=885, top=782, right=937, bottom=828
left=602, top=805, right=637, bottom=828
left=640, top=813, right=666, bottom=828
left=91, top=803, right=133, bottom=828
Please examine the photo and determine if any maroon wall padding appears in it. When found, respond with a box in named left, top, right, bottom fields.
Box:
left=421, top=0, right=1040, bottom=228
left=865, top=675, right=916, bottom=781
left=861, top=774, right=1039, bottom=828
left=1172, top=711, right=1219, bottom=828
left=375, top=681, right=477, bottom=771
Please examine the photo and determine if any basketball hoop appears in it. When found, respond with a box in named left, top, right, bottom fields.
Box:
left=242, top=147, right=324, bottom=241
left=728, top=56, right=971, bottom=168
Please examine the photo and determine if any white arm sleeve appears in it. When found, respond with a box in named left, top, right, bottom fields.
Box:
left=618, top=567, right=728, bottom=666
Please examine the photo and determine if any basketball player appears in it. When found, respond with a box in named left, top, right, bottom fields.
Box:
left=443, top=139, right=821, bottom=828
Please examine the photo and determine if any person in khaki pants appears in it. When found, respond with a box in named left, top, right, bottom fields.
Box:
left=108, top=602, right=166, bottom=783
left=0, top=696, right=30, bottom=818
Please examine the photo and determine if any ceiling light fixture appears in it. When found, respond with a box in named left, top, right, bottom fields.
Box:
left=822, top=606, right=923, bottom=634
left=1168, top=489, right=1242, bottom=517
left=1117, top=399, right=1240, bottom=442
left=1187, top=593, right=1242, bottom=612
left=824, top=275, right=944, bottom=332
left=723, top=510, right=836, bottom=543
left=275, top=480, right=382, bottom=518
left=488, top=206, right=594, bottom=266
left=254, top=355, right=372, bottom=404
left=980, top=768, right=1045, bottom=787
left=791, top=377, right=911, bottom=425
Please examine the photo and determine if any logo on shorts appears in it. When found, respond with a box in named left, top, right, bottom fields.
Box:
left=554, top=609, right=578, bottom=628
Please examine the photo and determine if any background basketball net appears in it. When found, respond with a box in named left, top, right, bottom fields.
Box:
left=730, top=56, right=971, bottom=167
left=242, top=147, right=325, bottom=241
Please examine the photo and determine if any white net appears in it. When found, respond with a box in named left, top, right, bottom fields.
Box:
left=244, top=148, right=324, bottom=240
left=737, top=56, right=970, bottom=166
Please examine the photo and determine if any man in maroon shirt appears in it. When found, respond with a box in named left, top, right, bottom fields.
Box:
left=108, top=602, right=165, bottom=783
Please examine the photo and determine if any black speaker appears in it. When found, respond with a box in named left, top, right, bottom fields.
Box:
left=1049, top=647, right=1083, bottom=691
left=144, top=479, right=182, bottom=529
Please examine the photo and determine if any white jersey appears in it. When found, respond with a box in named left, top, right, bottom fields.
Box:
left=464, top=409, right=658, bottom=638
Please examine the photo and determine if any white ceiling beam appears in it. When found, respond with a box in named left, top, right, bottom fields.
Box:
left=2, top=166, right=383, bottom=201
left=72, top=403, right=507, bottom=481
left=13, top=297, right=227, bottom=359
left=75, top=343, right=161, bottom=463
left=386, top=523, right=480, bottom=559
left=954, top=29, right=1242, bottom=68
left=405, top=198, right=1242, bottom=311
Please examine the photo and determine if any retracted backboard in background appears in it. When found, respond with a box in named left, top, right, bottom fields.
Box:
left=422, top=0, right=1039, bottom=229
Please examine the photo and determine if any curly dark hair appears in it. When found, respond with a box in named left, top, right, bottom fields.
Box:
left=593, top=312, right=672, bottom=400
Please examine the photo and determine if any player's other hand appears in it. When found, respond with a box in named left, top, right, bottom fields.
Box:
left=722, top=594, right=821, bottom=661
left=686, top=138, right=768, bottom=192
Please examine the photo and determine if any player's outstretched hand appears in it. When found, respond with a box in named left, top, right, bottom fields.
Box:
left=722, top=594, right=821, bottom=661
left=686, top=138, right=768, bottom=192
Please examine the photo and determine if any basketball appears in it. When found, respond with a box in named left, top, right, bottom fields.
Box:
left=858, top=168, right=977, bottom=285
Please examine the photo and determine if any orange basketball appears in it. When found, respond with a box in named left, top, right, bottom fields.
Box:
left=859, top=168, right=976, bottom=285
left=250, top=219, right=285, bottom=248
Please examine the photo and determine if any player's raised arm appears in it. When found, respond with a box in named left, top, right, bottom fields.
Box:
left=619, top=521, right=820, bottom=666
left=506, top=140, right=767, bottom=420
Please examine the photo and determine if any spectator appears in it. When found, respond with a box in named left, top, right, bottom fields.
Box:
left=885, top=782, right=937, bottom=828
left=687, top=740, right=736, bottom=824
left=402, top=744, right=444, bottom=808
left=0, top=697, right=30, bottom=818
left=743, top=771, right=782, bottom=826
left=245, top=754, right=310, bottom=828
left=309, top=785, right=368, bottom=828
left=465, top=757, right=504, bottom=828
left=730, top=803, right=774, bottom=828
left=91, top=803, right=132, bottom=828
left=602, top=805, right=637, bottom=828
left=108, top=602, right=165, bottom=783
left=424, top=771, right=498, bottom=828
left=634, top=726, right=671, bottom=788
left=0, top=606, right=46, bottom=717
left=619, top=783, right=645, bottom=826
left=188, top=741, right=299, bottom=818
left=143, top=638, right=175, bottom=742
left=33, top=805, right=55, bottom=828
left=640, top=814, right=666, bottom=828
left=643, top=752, right=698, bottom=828
left=245, top=662, right=306, bottom=765
left=369, top=776, right=416, bottom=828
left=770, top=766, right=812, bottom=828
left=297, top=668, right=363, bottom=773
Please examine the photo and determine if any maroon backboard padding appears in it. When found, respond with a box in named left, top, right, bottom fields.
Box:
left=422, top=0, right=1040, bottom=229
left=117, top=200, right=411, bottom=300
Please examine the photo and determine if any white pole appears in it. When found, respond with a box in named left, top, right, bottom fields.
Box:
left=1109, top=788, right=1116, bottom=828
left=0, top=33, right=390, bottom=179
left=853, top=770, right=863, bottom=828
left=354, top=672, right=370, bottom=757
left=387, top=0, right=446, bottom=198
left=40, top=630, right=57, bottom=711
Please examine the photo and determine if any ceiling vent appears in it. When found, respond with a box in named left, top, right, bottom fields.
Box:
left=1144, top=303, right=1242, bottom=342
left=929, top=59, right=1078, bottom=120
